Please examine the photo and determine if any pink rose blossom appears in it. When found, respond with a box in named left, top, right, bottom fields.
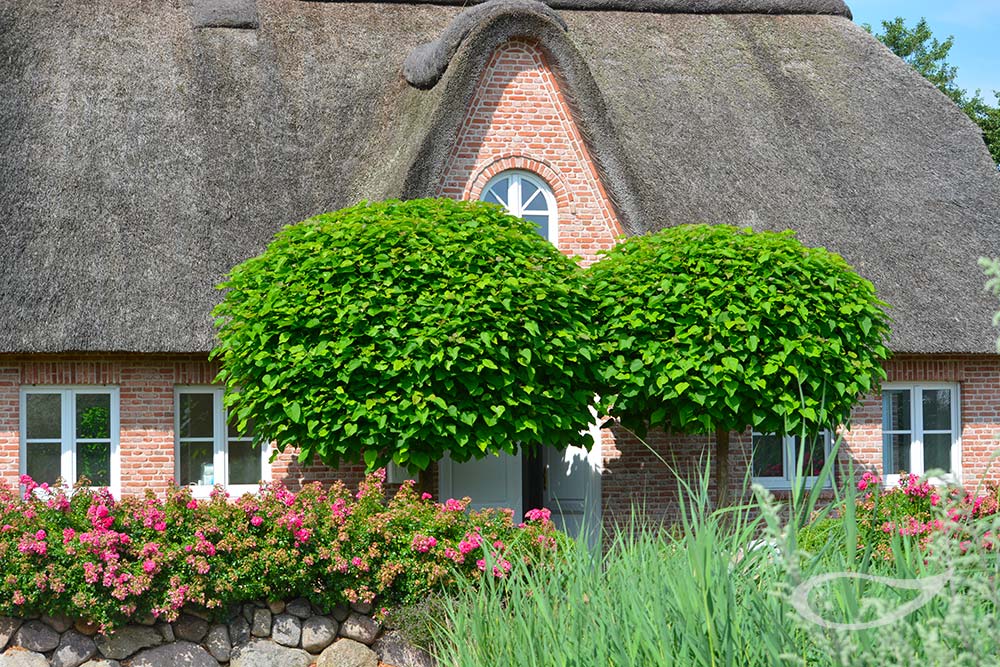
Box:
left=443, top=498, right=466, bottom=512
left=411, top=534, right=438, bottom=553
left=524, top=508, right=551, bottom=523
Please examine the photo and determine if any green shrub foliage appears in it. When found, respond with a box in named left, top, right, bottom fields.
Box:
left=588, top=224, right=892, bottom=438
left=213, top=199, right=599, bottom=472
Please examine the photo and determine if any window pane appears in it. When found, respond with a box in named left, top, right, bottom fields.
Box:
left=520, top=180, right=540, bottom=210
left=922, top=389, right=952, bottom=431
left=26, top=442, right=61, bottom=485
left=179, top=394, right=215, bottom=438
left=884, top=433, right=912, bottom=474
left=26, top=393, right=62, bottom=439
left=482, top=178, right=509, bottom=208
left=522, top=214, right=549, bottom=239
left=752, top=434, right=784, bottom=478
left=883, top=390, right=911, bottom=431
left=227, top=415, right=254, bottom=439
left=228, top=440, right=262, bottom=486
left=179, top=441, right=215, bottom=486
left=924, top=434, right=953, bottom=473
left=78, top=442, right=111, bottom=486
left=522, top=189, right=549, bottom=213
left=76, top=394, right=111, bottom=439
left=794, top=434, right=826, bottom=477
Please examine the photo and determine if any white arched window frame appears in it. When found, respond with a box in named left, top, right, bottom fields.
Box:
left=480, top=170, right=558, bottom=245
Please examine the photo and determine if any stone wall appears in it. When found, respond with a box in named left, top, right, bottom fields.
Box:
left=0, top=600, right=431, bottom=667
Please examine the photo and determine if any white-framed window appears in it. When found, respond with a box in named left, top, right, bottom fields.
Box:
left=20, top=387, right=120, bottom=495
left=480, top=170, right=558, bottom=243
left=882, top=383, right=961, bottom=483
left=752, top=431, right=832, bottom=489
left=175, top=387, right=269, bottom=497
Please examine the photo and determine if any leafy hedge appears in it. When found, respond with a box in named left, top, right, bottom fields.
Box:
left=0, top=471, right=558, bottom=631
left=213, top=198, right=601, bottom=473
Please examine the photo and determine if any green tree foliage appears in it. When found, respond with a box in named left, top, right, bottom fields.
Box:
left=588, top=225, right=891, bottom=503
left=867, top=17, right=1000, bottom=164
left=212, top=199, right=600, bottom=473
left=981, top=256, right=1000, bottom=352
left=965, top=92, right=1000, bottom=164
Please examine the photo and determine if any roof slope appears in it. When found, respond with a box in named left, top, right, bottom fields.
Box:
left=567, top=12, right=1000, bottom=353
left=1, top=0, right=998, bottom=354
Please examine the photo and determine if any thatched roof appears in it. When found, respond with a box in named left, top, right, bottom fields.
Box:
left=1, top=0, right=998, bottom=354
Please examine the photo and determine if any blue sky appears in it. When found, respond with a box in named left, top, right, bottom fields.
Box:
left=850, top=0, right=1000, bottom=98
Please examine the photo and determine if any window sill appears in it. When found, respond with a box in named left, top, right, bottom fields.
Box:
left=752, top=477, right=832, bottom=492
left=186, top=484, right=264, bottom=499
left=883, top=473, right=961, bottom=488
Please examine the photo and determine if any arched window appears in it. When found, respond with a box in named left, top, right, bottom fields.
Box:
left=480, top=170, right=557, bottom=243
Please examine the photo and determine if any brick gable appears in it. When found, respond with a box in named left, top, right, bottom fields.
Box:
left=437, top=39, right=622, bottom=265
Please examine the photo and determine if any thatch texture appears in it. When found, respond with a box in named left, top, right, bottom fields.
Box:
left=1, top=1, right=998, bottom=354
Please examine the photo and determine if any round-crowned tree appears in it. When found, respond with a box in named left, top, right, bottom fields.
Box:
left=587, top=224, right=891, bottom=505
left=212, top=198, right=600, bottom=473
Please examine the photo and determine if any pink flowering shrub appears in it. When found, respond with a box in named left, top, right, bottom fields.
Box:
left=801, top=471, right=1000, bottom=560
left=0, top=471, right=560, bottom=631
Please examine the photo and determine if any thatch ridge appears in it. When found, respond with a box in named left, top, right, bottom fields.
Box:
left=306, top=0, right=852, bottom=19
left=404, top=0, right=568, bottom=90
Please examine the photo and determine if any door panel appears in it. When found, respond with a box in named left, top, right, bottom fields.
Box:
left=439, top=451, right=523, bottom=520
left=543, top=431, right=602, bottom=538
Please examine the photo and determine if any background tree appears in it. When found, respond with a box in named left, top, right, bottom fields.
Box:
left=982, top=257, right=1000, bottom=352
left=867, top=17, right=1000, bottom=165
left=588, top=225, right=891, bottom=506
left=213, top=198, right=601, bottom=474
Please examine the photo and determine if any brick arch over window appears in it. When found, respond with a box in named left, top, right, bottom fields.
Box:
left=468, top=156, right=571, bottom=212
left=437, top=39, right=622, bottom=265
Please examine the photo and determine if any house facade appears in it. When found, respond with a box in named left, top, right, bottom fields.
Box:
left=1, top=0, right=999, bottom=532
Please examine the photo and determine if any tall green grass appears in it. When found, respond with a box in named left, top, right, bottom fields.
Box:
left=428, top=440, right=1000, bottom=666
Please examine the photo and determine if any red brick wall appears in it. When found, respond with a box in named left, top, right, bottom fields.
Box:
left=0, top=354, right=359, bottom=495
left=2, top=352, right=995, bottom=524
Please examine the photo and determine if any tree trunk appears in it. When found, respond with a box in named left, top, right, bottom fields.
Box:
left=715, top=426, right=730, bottom=508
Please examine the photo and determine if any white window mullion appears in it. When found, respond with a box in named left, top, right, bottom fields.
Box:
left=109, top=388, right=121, bottom=497
left=214, top=389, right=227, bottom=491
left=510, top=174, right=522, bottom=218
left=951, top=385, right=962, bottom=481
left=783, top=435, right=794, bottom=484
left=911, top=387, right=925, bottom=475
left=63, top=390, right=75, bottom=487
